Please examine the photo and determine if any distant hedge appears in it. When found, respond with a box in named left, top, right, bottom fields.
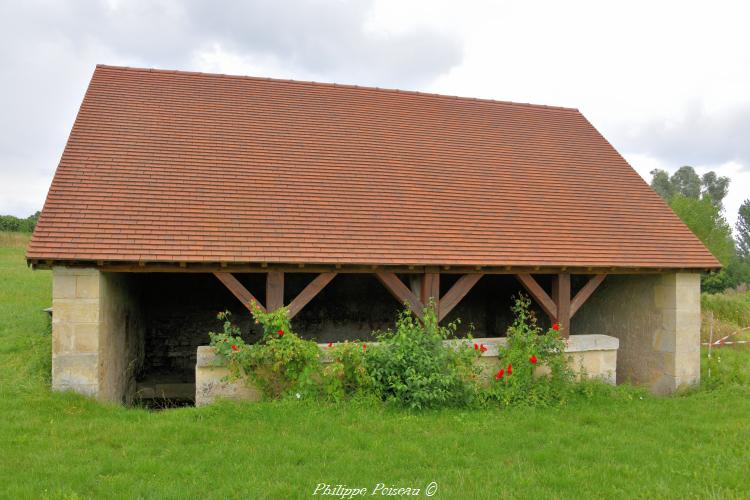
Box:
left=0, top=212, right=40, bottom=233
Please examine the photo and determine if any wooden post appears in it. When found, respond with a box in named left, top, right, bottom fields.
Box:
left=266, top=271, right=284, bottom=311
left=409, top=275, right=422, bottom=298
left=421, top=271, right=440, bottom=309
left=553, top=273, right=571, bottom=337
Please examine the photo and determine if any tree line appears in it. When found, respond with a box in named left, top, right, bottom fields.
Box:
left=650, top=166, right=750, bottom=292
left=0, top=212, right=40, bottom=233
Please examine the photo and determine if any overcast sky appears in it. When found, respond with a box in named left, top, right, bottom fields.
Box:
left=1, top=0, right=748, bottom=228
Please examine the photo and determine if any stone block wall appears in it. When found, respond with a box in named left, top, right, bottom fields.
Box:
left=573, top=272, right=701, bottom=394
left=52, top=268, right=144, bottom=403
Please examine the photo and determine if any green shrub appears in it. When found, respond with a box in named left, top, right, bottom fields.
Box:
left=701, top=291, right=750, bottom=328
left=365, top=303, right=480, bottom=409
left=486, top=295, right=573, bottom=406
left=322, top=341, right=373, bottom=401
left=209, top=306, right=322, bottom=399
left=701, top=348, right=750, bottom=390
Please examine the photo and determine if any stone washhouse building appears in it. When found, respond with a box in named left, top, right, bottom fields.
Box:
left=27, top=65, right=719, bottom=405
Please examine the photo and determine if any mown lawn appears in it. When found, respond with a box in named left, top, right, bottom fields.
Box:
left=2, top=235, right=750, bottom=499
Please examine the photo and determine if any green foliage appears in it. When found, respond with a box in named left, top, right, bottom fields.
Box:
left=0, top=212, right=39, bottom=233
left=365, top=304, right=480, bottom=409
left=670, top=165, right=702, bottom=200
left=209, top=307, right=321, bottom=399
left=702, top=348, right=750, bottom=390
left=486, top=295, right=573, bottom=406
left=702, top=171, right=730, bottom=207
left=737, top=199, right=750, bottom=259
left=701, top=291, right=750, bottom=329
left=669, top=194, right=735, bottom=265
left=650, top=170, right=749, bottom=291
left=649, top=168, right=674, bottom=201
left=322, top=341, right=373, bottom=401
left=650, top=166, right=729, bottom=206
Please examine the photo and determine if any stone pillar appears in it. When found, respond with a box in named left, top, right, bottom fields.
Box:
left=572, top=272, right=701, bottom=394
left=51, top=268, right=144, bottom=403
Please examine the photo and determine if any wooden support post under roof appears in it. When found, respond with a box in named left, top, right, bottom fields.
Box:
left=213, top=272, right=265, bottom=312
left=266, top=271, right=284, bottom=311
left=438, top=274, right=483, bottom=322
left=375, top=271, right=424, bottom=318
left=421, top=271, right=440, bottom=308
left=409, top=275, right=422, bottom=298
left=287, top=273, right=337, bottom=319
left=517, top=272, right=606, bottom=338
left=553, top=273, right=571, bottom=337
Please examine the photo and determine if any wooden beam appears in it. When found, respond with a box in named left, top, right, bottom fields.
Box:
left=266, top=271, right=284, bottom=311
left=375, top=271, right=424, bottom=318
left=553, top=273, right=571, bottom=337
left=438, top=274, right=483, bottom=322
left=409, top=275, right=422, bottom=298
left=213, top=272, right=265, bottom=312
left=287, top=273, right=337, bottom=319
left=570, top=274, right=607, bottom=318
left=515, top=273, right=557, bottom=320
left=421, top=272, right=440, bottom=308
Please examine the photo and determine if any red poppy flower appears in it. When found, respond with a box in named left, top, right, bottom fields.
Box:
left=362, top=344, right=367, bottom=349
left=479, top=344, right=488, bottom=353
left=231, top=344, right=238, bottom=351
left=474, top=343, right=479, bottom=350
left=507, top=363, right=513, bottom=375
left=552, top=323, right=560, bottom=331
left=277, top=329, right=284, bottom=337
left=327, top=342, right=333, bottom=348
left=495, top=368, right=505, bottom=380
left=530, top=354, right=538, bottom=364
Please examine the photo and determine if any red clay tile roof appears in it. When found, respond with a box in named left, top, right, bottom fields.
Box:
left=27, top=65, right=719, bottom=269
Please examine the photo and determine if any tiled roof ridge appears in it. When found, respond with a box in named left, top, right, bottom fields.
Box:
left=94, top=64, right=580, bottom=113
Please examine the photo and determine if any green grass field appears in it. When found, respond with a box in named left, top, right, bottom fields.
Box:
left=2, top=234, right=750, bottom=499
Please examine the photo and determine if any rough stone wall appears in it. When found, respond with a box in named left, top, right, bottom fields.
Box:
left=51, top=268, right=144, bottom=403
left=97, top=273, right=145, bottom=403
left=573, top=273, right=701, bottom=394
left=139, top=273, right=543, bottom=348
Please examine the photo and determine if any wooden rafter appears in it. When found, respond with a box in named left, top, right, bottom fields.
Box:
left=438, top=274, right=483, bottom=321
left=515, top=273, right=558, bottom=320
left=213, top=272, right=265, bottom=312
left=570, top=274, right=607, bottom=317
left=287, top=273, right=337, bottom=319
left=375, top=271, right=424, bottom=318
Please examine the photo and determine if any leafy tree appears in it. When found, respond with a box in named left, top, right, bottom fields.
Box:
left=649, top=166, right=729, bottom=206
left=669, top=195, right=735, bottom=265
left=649, top=169, right=674, bottom=200
left=702, top=172, right=730, bottom=207
left=0, top=212, right=40, bottom=233
left=737, top=199, right=750, bottom=259
left=670, top=166, right=702, bottom=199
